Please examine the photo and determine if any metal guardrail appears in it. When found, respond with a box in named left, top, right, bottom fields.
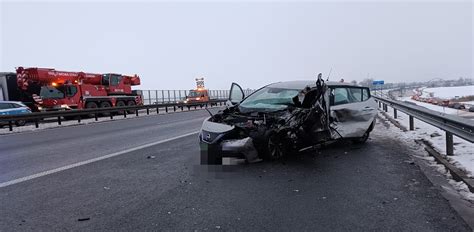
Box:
left=0, top=99, right=227, bottom=132
left=139, top=89, right=254, bottom=105
left=374, top=96, right=474, bottom=156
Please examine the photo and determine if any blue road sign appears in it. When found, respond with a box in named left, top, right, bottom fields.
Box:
left=372, top=80, right=384, bottom=85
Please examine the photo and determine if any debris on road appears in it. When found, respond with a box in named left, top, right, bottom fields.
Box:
left=77, top=217, right=90, bottom=222
left=147, top=155, right=156, bottom=159
left=430, top=132, right=441, bottom=137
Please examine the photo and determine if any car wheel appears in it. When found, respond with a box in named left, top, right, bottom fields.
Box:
left=15, top=120, right=26, bottom=126
left=352, top=131, right=370, bottom=144
left=263, top=134, right=284, bottom=161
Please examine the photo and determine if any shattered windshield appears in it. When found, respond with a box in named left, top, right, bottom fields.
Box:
left=40, top=86, right=65, bottom=99
left=239, top=87, right=299, bottom=112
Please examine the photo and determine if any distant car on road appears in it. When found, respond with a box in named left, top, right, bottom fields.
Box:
left=469, top=106, right=474, bottom=112
left=452, top=103, right=465, bottom=110
left=0, top=101, right=32, bottom=127
left=199, top=75, right=378, bottom=164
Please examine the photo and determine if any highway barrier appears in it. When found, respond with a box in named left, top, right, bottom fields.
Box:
left=374, top=96, right=474, bottom=156
left=140, top=89, right=254, bottom=105
left=0, top=99, right=227, bottom=132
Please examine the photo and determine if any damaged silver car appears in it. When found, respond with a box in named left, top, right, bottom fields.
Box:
left=199, top=74, right=377, bottom=164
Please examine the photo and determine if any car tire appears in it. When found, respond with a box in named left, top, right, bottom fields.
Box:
left=15, top=120, right=26, bottom=127
left=262, top=133, right=284, bottom=161
left=352, top=131, right=370, bottom=144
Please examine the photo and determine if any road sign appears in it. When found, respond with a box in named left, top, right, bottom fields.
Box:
left=372, top=80, right=384, bottom=85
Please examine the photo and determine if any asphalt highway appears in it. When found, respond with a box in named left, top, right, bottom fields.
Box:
left=0, top=109, right=470, bottom=231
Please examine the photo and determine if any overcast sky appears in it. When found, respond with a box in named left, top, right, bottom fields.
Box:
left=1, top=1, right=472, bottom=90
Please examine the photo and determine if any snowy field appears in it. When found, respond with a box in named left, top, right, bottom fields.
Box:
left=420, top=85, right=474, bottom=99
left=379, top=109, right=474, bottom=201
left=401, top=97, right=474, bottom=118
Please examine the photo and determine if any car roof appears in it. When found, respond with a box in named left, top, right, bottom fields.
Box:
left=267, top=80, right=361, bottom=89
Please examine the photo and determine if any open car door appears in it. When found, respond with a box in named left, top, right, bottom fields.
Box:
left=228, top=83, right=245, bottom=105
left=329, top=86, right=377, bottom=138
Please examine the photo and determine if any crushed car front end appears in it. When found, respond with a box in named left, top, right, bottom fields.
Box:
left=199, top=76, right=332, bottom=164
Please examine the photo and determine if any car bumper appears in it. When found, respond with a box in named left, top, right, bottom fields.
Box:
left=199, top=136, right=260, bottom=164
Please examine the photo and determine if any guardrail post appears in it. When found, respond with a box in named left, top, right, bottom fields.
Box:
left=94, top=113, right=98, bottom=121
left=383, top=104, right=387, bottom=112
left=162, top=90, right=165, bottom=104
left=146, top=108, right=150, bottom=115
left=124, top=110, right=127, bottom=118
left=156, top=107, right=159, bottom=114
left=165, top=107, right=168, bottom=113
left=173, top=106, right=176, bottom=112
left=8, top=121, right=13, bottom=131
left=110, top=113, right=113, bottom=119
left=446, top=132, right=454, bottom=156
left=409, top=116, right=414, bottom=130
left=58, top=116, right=62, bottom=125
left=378, top=101, right=381, bottom=108
left=148, top=90, right=151, bottom=105
left=78, top=117, right=81, bottom=123
left=393, top=108, right=397, bottom=119
left=135, top=109, right=139, bottom=116
left=35, top=119, right=39, bottom=128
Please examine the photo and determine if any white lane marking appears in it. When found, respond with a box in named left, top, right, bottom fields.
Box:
left=0, top=131, right=199, bottom=188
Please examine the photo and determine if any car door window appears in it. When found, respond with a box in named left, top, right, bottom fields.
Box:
left=66, top=86, right=77, bottom=97
left=348, top=88, right=362, bottom=102
left=229, top=83, right=245, bottom=104
left=0, top=103, right=10, bottom=110
left=362, top=88, right=370, bottom=101
left=333, top=88, right=350, bottom=105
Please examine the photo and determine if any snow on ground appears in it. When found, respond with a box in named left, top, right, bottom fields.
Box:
left=380, top=105, right=474, bottom=178
left=401, top=97, right=465, bottom=115
left=378, top=109, right=474, bottom=201
left=421, top=85, right=474, bottom=99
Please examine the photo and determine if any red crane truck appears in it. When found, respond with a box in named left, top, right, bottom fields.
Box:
left=15, top=67, right=143, bottom=111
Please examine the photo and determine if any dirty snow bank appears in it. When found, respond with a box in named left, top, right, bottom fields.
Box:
left=378, top=111, right=474, bottom=201
left=379, top=107, right=474, bottom=199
